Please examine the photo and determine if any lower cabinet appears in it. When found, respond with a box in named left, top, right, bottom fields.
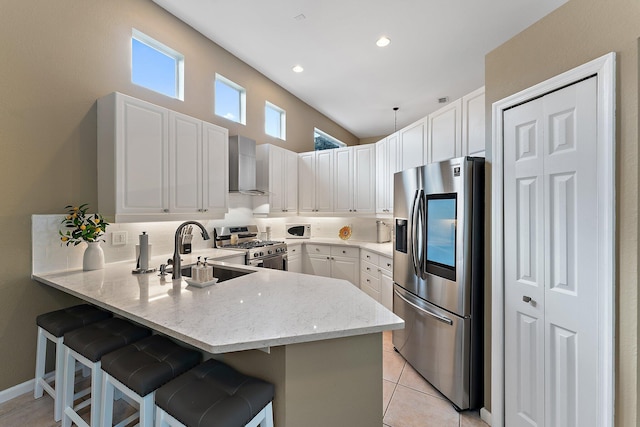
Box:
left=287, top=244, right=302, bottom=273
left=360, top=249, right=393, bottom=310
left=303, top=244, right=359, bottom=286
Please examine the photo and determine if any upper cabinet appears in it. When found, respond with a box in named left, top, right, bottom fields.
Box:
left=298, top=150, right=334, bottom=213
left=427, top=98, right=462, bottom=164
left=399, top=118, right=427, bottom=170
left=334, top=145, right=376, bottom=214
left=98, top=92, right=228, bottom=222
left=256, top=144, right=298, bottom=214
left=461, top=86, right=486, bottom=157
left=376, top=133, right=399, bottom=214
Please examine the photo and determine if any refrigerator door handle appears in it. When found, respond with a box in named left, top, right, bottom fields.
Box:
left=410, top=189, right=423, bottom=276
left=394, top=289, right=454, bottom=325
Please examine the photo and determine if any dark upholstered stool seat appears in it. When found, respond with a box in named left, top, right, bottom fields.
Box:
left=156, top=359, right=275, bottom=427
left=34, top=304, right=112, bottom=422
left=37, top=304, right=112, bottom=337
left=63, top=317, right=151, bottom=362
left=101, top=335, right=201, bottom=396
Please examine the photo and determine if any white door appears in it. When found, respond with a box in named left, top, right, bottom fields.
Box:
left=298, top=152, right=316, bottom=212
left=428, top=99, right=461, bottom=164
left=399, top=120, right=425, bottom=170
left=283, top=149, right=298, bottom=212
left=504, top=77, right=598, bottom=427
left=315, top=150, right=334, bottom=212
left=201, top=122, right=228, bottom=214
left=333, top=147, right=353, bottom=213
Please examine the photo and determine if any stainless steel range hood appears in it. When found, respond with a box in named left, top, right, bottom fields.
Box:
left=228, top=135, right=266, bottom=195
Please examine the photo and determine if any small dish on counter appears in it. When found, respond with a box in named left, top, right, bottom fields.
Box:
left=184, top=278, right=219, bottom=288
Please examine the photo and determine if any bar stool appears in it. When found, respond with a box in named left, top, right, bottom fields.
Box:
left=61, top=317, right=151, bottom=427
left=34, top=304, right=112, bottom=421
left=155, top=358, right=275, bottom=427
left=100, top=334, right=201, bottom=427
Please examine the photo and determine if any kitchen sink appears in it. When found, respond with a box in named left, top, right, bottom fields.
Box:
left=181, top=264, right=256, bottom=283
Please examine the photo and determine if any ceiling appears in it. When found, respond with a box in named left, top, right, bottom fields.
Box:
left=152, top=0, right=567, bottom=139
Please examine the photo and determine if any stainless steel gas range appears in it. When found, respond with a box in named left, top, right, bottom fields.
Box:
left=213, top=225, right=287, bottom=270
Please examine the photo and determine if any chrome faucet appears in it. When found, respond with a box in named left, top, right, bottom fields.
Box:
left=172, top=221, right=210, bottom=280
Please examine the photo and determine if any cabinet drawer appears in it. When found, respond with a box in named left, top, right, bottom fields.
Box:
left=305, top=244, right=331, bottom=256
left=361, top=249, right=379, bottom=265
left=379, top=256, right=393, bottom=273
left=331, top=246, right=359, bottom=258
left=361, top=259, right=378, bottom=276
left=360, top=270, right=381, bottom=293
left=288, top=245, right=302, bottom=255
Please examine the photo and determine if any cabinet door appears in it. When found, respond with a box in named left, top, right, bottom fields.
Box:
left=332, top=256, right=359, bottom=286
left=352, top=144, right=376, bottom=213
left=387, top=133, right=399, bottom=212
left=306, top=255, right=332, bottom=277
left=269, top=146, right=286, bottom=212
left=399, top=119, right=426, bottom=170
left=380, top=268, right=393, bottom=310
left=315, top=150, right=334, bottom=212
left=168, top=112, right=202, bottom=214
left=287, top=255, right=302, bottom=273
left=428, top=99, right=462, bottom=163
left=462, top=87, right=485, bottom=157
left=117, top=95, right=169, bottom=214
left=298, top=152, right=316, bottom=212
left=333, top=147, right=353, bottom=213
left=375, top=138, right=389, bottom=214
left=283, top=149, right=298, bottom=212
left=202, top=122, right=229, bottom=213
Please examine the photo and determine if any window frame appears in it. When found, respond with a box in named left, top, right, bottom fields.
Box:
left=131, top=29, right=184, bottom=100
left=214, top=74, right=247, bottom=125
left=265, top=101, right=286, bottom=140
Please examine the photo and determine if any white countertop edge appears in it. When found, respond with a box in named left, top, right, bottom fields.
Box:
left=284, top=238, right=393, bottom=258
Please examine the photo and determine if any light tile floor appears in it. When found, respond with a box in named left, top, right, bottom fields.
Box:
left=0, top=333, right=489, bottom=426
left=382, top=331, right=489, bottom=427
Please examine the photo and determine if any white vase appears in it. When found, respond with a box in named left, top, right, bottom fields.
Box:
left=83, top=241, right=105, bottom=271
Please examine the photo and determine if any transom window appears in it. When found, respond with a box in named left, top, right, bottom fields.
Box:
left=215, top=74, right=246, bottom=124
left=265, top=102, right=286, bottom=140
left=314, top=128, right=346, bottom=150
left=131, top=29, right=184, bottom=100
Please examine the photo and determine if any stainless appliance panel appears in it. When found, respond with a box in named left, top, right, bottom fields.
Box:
left=393, top=157, right=483, bottom=317
left=392, top=284, right=474, bottom=410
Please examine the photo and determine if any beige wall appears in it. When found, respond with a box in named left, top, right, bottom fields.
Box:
left=485, top=0, right=639, bottom=424
left=0, top=0, right=358, bottom=391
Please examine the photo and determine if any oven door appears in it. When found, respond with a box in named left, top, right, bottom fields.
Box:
left=249, top=254, right=287, bottom=271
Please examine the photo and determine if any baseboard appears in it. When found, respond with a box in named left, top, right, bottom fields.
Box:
left=0, top=379, right=34, bottom=404
left=480, top=407, right=492, bottom=425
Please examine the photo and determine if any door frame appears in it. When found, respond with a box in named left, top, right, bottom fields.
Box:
left=491, top=52, right=616, bottom=427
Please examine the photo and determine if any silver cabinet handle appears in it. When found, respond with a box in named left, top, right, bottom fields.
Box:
left=523, top=296, right=532, bottom=303
left=394, top=289, right=453, bottom=325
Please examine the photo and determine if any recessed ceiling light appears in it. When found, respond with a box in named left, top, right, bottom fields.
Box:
left=292, top=65, right=304, bottom=73
left=376, top=36, right=391, bottom=47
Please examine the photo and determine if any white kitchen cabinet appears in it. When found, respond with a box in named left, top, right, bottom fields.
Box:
left=376, top=134, right=399, bottom=214
left=286, top=244, right=302, bottom=273
left=333, top=145, right=376, bottom=214
left=168, top=112, right=229, bottom=216
left=298, top=150, right=334, bottom=213
left=461, top=86, right=485, bottom=157
left=257, top=144, right=298, bottom=214
left=98, top=92, right=228, bottom=222
left=399, top=118, right=427, bottom=170
left=304, top=244, right=359, bottom=286
left=360, top=249, right=393, bottom=310
left=427, top=98, right=462, bottom=164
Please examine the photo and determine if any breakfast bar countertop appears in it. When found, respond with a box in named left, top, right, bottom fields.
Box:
left=32, top=257, right=404, bottom=355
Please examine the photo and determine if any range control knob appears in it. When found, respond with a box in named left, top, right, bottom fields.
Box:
left=259, top=251, right=264, bottom=257
left=254, top=253, right=259, bottom=258
left=268, top=249, right=273, bottom=255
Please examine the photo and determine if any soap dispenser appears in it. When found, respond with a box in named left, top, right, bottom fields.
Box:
left=203, top=257, right=213, bottom=282
left=191, top=257, right=204, bottom=282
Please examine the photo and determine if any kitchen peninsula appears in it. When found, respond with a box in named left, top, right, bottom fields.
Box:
left=32, top=256, right=404, bottom=427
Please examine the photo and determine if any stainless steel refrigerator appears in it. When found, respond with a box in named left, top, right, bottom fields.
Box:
left=392, top=156, right=484, bottom=410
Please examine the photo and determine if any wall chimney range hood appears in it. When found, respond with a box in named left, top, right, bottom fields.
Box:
left=228, top=135, right=266, bottom=196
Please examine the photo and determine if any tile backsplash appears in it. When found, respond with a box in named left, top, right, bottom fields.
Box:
left=32, top=195, right=390, bottom=274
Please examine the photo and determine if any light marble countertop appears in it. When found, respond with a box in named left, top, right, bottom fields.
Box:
left=32, top=254, right=404, bottom=354
left=284, top=238, right=393, bottom=258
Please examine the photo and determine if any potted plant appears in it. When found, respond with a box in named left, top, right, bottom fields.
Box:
left=59, top=204, right=109, bottom=271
